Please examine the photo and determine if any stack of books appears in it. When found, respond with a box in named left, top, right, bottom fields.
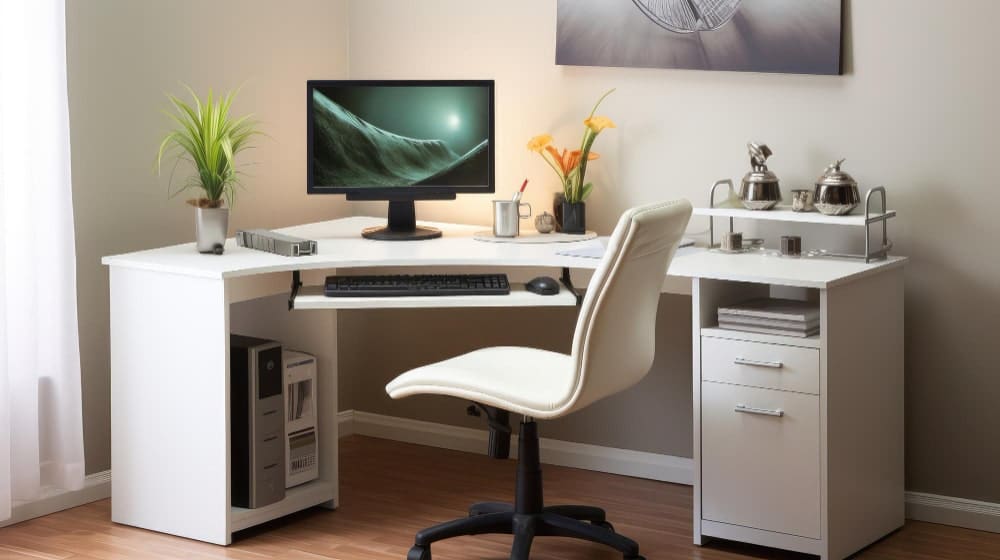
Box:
left=717, top=298, right=820, bottom=338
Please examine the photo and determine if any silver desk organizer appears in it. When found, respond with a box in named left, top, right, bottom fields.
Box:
left=706, top=179, right=894, bottom=263
left=237, top=229, right=318, bottom=257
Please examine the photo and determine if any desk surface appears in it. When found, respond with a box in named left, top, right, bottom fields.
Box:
left=668, top=249, right=905, bottom=288
left=102, top=216, right=905, bottom=289
left=102, top=217, right=604, bottom=279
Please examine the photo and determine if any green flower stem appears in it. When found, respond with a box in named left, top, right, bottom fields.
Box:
left=574, top=129, right=598, bottom=203
left=588, top=88, right=616, bottom=120
left=570, top=88, right=614, bottom=203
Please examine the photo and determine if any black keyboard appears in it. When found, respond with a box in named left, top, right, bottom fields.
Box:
left=324, top=273, right=511, bottom=297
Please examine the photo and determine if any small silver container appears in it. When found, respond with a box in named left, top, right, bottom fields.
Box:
left=721, top=231, right=743, bottom=251
left=814, top=159, right=861, bottom=216
left=534, top=211, right=556, bottom=234
left=790, top=189, right=815, bottom=212
left=739, top=143, right=781, bottom=211
left=781, top=235, right=802, bottom=257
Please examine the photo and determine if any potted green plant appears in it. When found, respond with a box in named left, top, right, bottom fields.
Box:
left=156, top=86, right=260, bottom=253
left=528, top=89, right=615, bottom=234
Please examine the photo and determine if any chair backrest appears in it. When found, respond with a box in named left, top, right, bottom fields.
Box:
left=552, top=199, right=692, bottom=416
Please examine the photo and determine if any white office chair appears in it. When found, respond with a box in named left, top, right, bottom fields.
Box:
left=386, top=199, right=693, bottom=560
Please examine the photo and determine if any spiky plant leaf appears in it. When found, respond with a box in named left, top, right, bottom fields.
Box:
left=154, top=85, right=261, bottom=206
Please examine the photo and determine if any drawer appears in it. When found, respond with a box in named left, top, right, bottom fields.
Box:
left=701, top=381, right=821, bottom=539
left=702, top=336, right=819, bottom=395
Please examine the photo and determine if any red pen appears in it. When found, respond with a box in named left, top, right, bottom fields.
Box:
left=513, top=179, right=529, bottom=202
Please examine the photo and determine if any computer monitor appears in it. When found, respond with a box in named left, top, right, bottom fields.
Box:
left=307, top=80, right=495, bottom=240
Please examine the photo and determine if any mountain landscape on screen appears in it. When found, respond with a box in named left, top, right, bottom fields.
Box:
left=311, top=89, right=489, bottom=187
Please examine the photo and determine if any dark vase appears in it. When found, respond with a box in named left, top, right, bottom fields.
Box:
left=561, top=201, right=586, bottom=234
left=552, top=192, right=566, bottom=232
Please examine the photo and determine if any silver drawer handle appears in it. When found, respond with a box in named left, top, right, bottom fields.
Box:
left=735, top=404, right=784, bottom=417
left=734, top=357, right=784, bottom=369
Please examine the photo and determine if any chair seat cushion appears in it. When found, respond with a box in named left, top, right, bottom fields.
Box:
left=386, top=346, right=576, bottom=418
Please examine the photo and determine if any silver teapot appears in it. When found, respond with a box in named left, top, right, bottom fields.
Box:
left=739, top=142, right=781, bottom=210
left=814, top=159, right=860, bottom=216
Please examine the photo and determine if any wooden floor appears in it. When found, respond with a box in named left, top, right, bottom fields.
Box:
left=2, top=435, right=999, bottom=559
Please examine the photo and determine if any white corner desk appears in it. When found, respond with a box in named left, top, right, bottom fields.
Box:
left=103, top=215, right=906, bottom=558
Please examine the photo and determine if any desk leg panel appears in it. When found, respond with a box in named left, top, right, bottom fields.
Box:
left=110, top=267, right=230, bottom=544
left=823, top=268, right=905, bottom=559
left=692, top=279, right=704, bottom=545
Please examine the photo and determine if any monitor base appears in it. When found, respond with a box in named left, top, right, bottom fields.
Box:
left=361, top=225, right=442, bottom=241
left=361, top=200, right=442, bottom=241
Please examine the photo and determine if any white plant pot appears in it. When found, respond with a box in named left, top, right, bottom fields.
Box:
left=195, top=207, right=229, bottom=254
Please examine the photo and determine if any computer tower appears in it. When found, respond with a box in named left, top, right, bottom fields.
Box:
left=231, top=334, right=286, bottom=509
left=283, top=350, right=319, bottom=488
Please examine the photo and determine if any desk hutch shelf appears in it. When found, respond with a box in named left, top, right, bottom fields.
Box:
left=695, top=179, right=897, bottom=263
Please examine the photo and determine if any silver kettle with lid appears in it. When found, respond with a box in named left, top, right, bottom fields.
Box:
left=739, top=142, right=781, bottom=210
left=814, top=158, right=861, bottom=215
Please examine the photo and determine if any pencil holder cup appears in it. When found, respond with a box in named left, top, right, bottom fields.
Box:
left=493, top=200, right=532, bottom=237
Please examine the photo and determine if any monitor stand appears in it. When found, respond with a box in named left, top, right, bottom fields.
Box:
left=362, top=200, right=442, bottom=241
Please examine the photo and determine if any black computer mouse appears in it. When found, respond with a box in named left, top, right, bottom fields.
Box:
left=525, top=276, right=561, bottom=296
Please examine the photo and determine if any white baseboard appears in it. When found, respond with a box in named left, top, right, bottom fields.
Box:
left=6, top=414, right=998, bottom=535
left=906, top=491, right=1000, bottom=534
left=337, top=410, right=1000, bottom=534
left=1, top=470, right=111, bottom=528
left=337, top=409, right=694, bottom=485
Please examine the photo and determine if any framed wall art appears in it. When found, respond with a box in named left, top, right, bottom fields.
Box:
left=556, top=0, right=844, bottom=75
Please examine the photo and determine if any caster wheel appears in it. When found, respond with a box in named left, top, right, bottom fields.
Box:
left=407, top=545, right=431, bottom=560
left=594, top=520, right=615, bottom=532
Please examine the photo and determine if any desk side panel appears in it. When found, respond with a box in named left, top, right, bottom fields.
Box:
left=692, top=279, right=705, bottom=545
left=110, top=267, right=230, bottom=544
left=824, top=267, right=905, bottom=559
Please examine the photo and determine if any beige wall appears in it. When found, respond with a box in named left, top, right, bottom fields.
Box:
left=343, top=0, right=1000, bottom=503
left=66, top=0, right=351, bottom=473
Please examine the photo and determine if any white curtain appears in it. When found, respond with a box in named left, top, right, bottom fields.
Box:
left=0, top=0, right=85, bottom=521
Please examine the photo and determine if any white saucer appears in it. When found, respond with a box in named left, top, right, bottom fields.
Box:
left=473, top=230, right=598, bottom=243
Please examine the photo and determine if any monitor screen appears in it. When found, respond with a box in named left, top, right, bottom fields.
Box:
left=307, top=80, right=494, bottom=196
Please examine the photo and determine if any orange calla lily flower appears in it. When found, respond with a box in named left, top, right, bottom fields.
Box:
left=545, top=146, right=569, bottom=174
left=545, top=146, right=600, bottom=176
left=527, top=88, right=615, bottom=204
left=566, top=150, right=599, bottom=173
left=584, top=115, right=616, bottom=133
left=527, top=134, right=553, bottom=153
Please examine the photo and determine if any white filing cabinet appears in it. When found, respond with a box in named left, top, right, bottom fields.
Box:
left=690, top=263, right=905, bottom=560
left=701, top=338, right=822, bottom=540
